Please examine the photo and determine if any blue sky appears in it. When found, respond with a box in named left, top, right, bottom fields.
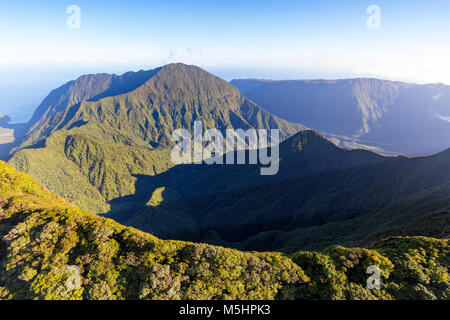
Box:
left=0, top=0, right=449, bottom=87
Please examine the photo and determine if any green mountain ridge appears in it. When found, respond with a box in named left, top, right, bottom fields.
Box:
left=8, top=63, right=304, bottom=212
left=0, top=161, right=448, bottom=300
left=107, top=130, right=450, bottom=252
left=23, top=64, right=303, bottom=150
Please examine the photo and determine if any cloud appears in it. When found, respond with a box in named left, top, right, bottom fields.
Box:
left=166, top=46, right=202, bottom=64
left=436, top=114, right=450, bottom=123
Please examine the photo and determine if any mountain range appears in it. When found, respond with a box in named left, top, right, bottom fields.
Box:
left=0, top=63, right=448, bottom=300
left=107, top=129, right=450, bottom=252
left=231, top=78, right=450, bottom=156
left=2, top=63, right=449, bottom=251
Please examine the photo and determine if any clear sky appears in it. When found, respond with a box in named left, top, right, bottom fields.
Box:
left=1, top=0, right=450, bottom=86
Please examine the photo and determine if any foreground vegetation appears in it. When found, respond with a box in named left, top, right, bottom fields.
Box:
left=0, top=161, right=448, bottom=300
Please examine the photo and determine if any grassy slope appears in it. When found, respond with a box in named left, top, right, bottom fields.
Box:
left=0, top=161, right=448, bottom=300
left=10, top=129, right=174, bottom=212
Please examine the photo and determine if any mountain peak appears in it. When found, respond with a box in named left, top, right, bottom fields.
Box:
left=158, top=62, right=215, bottom=77
left=154, top=63, right=234, bottom=91
left=161, top=62, right=194, bottom=69
left=281, top=130, right=337, bottom=153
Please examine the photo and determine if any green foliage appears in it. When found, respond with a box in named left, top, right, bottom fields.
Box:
left=0, top=161, right=308, bottom=300
left=291, top=238, right=449, bottom=300
left=146, top=187, right=166, bottom=207
left=372, top=237, right=450, bottom=299
left=0, top=161, right=448, bottom=300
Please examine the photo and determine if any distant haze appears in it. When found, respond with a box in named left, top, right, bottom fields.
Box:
left=1, top=0, right=450, bottom=89
left=232, top=78, right=450, bottom=156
